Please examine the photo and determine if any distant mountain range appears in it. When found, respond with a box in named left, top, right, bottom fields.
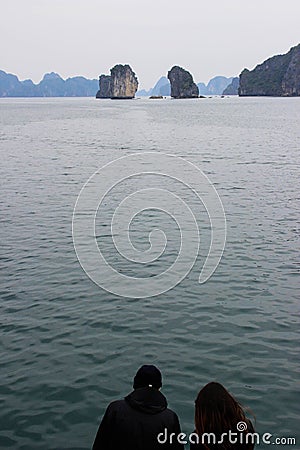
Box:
left=0, top=71, right=98, bottom=97
left=137, top=77, right=171, bottom=97
left=2, top=44, right=300, bottom=99
left=137, top=75, right=235, bottom=97
left=0, top=70, right=237, bottom=98
left=198, top=76, right=234, bottom=95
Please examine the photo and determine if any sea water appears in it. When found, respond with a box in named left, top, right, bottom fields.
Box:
left=0, top=97, right=299, bottom=449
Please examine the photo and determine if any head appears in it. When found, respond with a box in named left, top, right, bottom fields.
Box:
left=195, top=382, right=252, bottom=444
left=133, top=365, right=162, bottom=390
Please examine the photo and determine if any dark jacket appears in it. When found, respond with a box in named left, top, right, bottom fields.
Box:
left=92, top=387, right=184, bottom=450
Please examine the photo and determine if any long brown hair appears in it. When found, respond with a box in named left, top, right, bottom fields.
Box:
left=194, top=382, right=254, bottom=449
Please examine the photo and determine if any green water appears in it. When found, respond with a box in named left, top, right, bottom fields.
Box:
left=0, top=97, right=299, bottom=449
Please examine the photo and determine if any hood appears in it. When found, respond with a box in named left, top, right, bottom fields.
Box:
left=125, top=387, right=168, bottom=415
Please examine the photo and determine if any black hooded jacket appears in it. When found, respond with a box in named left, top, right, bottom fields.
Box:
left=92, top=387, right=184, bottom=450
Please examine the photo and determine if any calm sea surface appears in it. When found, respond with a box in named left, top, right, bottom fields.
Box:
left=0, top=97, right=299, bottom=449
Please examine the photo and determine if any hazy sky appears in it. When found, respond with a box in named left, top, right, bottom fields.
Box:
left=1, top=0, right=300, bottom=89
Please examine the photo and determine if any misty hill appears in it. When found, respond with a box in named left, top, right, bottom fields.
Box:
left=137, top=76, right=170, bottom=97
left=0, top=71, right=98, bottom=97
left=222, top=77, right=239, bottom=95
left=239, top=44, right=300, bottom=96
left=197, top=76, right=234, bottom=95
left=153, top=77, right=170, bottom=96
left=197, top=82, right=207, bottom=95
left=138, top=75, right=234, bottom=96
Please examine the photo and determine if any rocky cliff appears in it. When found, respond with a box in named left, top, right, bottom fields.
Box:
left=239, top=44, right=300, bottom=96
left=282, top=45, right=300, bottom=96
left=111, top=64, right=138, bottom=98
left=96, top=64, right=138, bottom=99
left=96, top=75, right=111, bottom=98
left=167, top=66, right=199, bottom=98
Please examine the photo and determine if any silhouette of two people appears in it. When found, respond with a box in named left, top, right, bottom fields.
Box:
left=92, top=365, right=254, bottom=450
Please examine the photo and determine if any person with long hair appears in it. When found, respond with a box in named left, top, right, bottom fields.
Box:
left=191, top=382, right=255, bottom=450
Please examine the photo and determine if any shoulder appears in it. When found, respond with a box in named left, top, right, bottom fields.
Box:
left=163, top=407, right=181, bottom=424
left=247, top=418, right=255, bottom=432
left=165, top=407, right=179, bottom=417
left=108, top=399, right=126, bottom=408
left=104, top=399, right=128, bottom=415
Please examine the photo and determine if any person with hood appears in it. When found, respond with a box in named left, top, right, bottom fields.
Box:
left=92, top=364, right=184, bottom=450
